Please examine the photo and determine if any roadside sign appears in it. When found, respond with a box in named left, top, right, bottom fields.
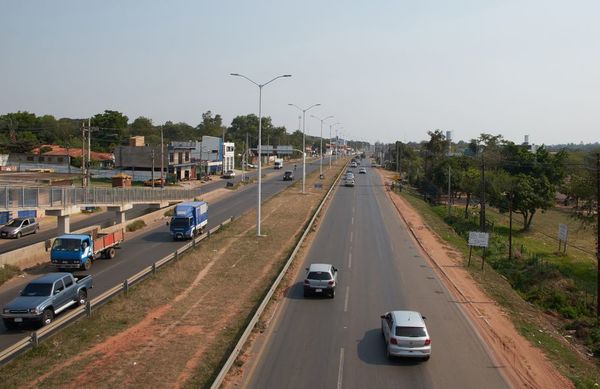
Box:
left=468, top=231, right=489, bottom=248
left=558, top=224, right=568, bottom=242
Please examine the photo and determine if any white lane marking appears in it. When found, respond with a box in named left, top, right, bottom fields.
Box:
left=351, top=216, right=354, bottom=225
left=344, top=286, right=350, bottom=312
left=348, top=252, right=352, bottom=269
left=337, top=348, right=345, bottom=389
left=350, top=231, right=353, bottom=243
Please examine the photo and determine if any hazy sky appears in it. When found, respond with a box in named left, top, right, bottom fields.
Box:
left=1, top=0, right=599, bottom=145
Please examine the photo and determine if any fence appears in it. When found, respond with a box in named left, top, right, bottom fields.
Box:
left=0, top=185, right=202, bottom=211
left=0, top=217, right=233, bottom=365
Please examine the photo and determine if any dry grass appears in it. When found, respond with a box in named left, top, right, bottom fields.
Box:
left=0, top=159, right=347, bottom=389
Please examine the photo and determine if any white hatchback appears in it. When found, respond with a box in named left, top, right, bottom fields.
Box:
left=381, top=310, right=431, bottom=361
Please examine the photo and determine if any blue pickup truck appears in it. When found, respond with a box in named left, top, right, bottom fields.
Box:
left=1, top=273, right=92, bottom=329
left=169, top=201, right=208, bottom=240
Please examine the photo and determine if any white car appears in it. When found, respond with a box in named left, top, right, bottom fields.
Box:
left=381, top=310, right=431, bottom=361
left=359, top=167, right=367, bottom=174
left=351, top=162, right=358, bottom=168
left=303, top=263, right=338, bottom=298
left=222, top=170, right=236, bottom=178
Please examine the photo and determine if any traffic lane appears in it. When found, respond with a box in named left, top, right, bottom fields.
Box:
left=247, top=170, right=508, bottom=388
left=0, top=205, right=151, bottom=255
left=0, top=160, right=322, bottom=342
left=247, top=175, right=355, bottom=389
left=344, top=171, right=507, bottom=388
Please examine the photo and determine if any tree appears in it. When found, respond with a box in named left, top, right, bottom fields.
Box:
left=91, top=110, right=129, bottom=152
left=197, top=111, right=225, bottom=138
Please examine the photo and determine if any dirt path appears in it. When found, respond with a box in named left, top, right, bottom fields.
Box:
left=377, top=169, right=572, bottom=389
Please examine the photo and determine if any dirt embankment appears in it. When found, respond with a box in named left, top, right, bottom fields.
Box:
left=0, top=160, right=346, bottom=389
left=377, top=169, right=573, bottom=389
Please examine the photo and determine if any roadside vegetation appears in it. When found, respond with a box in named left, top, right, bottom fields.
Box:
left=0, top=264, right=21, bottom=287
left=126, top=220, right=146, bottom=232
left=378, top=131, right=599, bottom=386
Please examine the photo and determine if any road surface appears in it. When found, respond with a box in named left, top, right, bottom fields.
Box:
left=245, top=166, right=509, bottom=389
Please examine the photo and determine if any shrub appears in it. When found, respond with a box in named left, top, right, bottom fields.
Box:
left=126, top=220, right=146, bottom=232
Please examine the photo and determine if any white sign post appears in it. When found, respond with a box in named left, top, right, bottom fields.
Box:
left=468, top=231, right=490, bottom=269
left=558, top=224, right=568, bottom=253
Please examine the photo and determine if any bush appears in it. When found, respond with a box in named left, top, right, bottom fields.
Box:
left=164, top=209, right=173, bottom=217
left=126, top=220, right=146, bottom=232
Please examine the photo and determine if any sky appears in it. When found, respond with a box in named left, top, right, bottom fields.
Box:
left=1, top=0, right=599, bottom=145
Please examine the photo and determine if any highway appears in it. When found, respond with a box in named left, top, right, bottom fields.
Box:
left=245, top=165, right=509, bottom=389
left=0, top=159, right=322, bottom=350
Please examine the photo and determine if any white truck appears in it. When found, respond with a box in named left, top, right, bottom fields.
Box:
left=274, top=158, right=283, bottom=169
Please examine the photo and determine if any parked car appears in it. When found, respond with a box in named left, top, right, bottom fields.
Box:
left=144, top=178, right=165, bottom=187
left=303, top=263, right=338, bottom=298
left=1, top=273, right=92, bottom=328
left=222, top=170, right=236, bottom=178
left=381, top=310, right=431, bottom=361
left=0, top=217, right=39, bottom=239
left=359, top=167, right=367, bottom=174
left=283, top=170, right=294, bottom=181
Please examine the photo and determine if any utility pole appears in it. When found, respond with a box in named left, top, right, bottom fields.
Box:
left=160, top=126, right=164, bottom=188
left=151, top=148, right=155, bottom=187
left=480, top=152, right=486, bottom=232
left=81, top=122, right=86, bottom=187
left=596, top=153, right=600, bottom=318
left=447, top=131, right=452, bottom=218
left=87, top=118, right=91, bottom=187
left=508, top=192, right=513, bottom=260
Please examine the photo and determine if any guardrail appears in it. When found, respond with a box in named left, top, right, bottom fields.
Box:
left=210, top=160, right=348, bottom=389
left=0, top=216, right=234, bottom=365
left=0, top=185, right=203, bottom=211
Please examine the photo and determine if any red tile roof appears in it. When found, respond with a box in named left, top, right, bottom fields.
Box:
left=32, top=145, right=113, bottom=161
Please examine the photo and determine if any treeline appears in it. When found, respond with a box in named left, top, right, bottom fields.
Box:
left=0, top=110, right=327, bottom=154
left=383, top=131, right=599, bottom=230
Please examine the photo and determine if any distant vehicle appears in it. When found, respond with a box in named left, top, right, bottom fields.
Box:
left=359, top=167, right=367, bottom=174
left=303, top=263, right=338, bottom=298
left=381, top=310, right=431, bottom=361
left=274, top=158, right=284, bottom=169
left=346, top=172, right=355, bottom=180
left=144, top=178, right=165, bottom=187
left=344, top=177, right=355, bottom=187
left=222, top=170, right=236, bottom=178
left=283, top=170, right=294, bottom=181
left=0, top=217, right=39, bottom=239
left=351, top=162, right=358, bottom=168
left=1, top=272, right=92, bottom=328
left=243, top=162, right=256, bottom=169
left=50, top=230, right=124, bottom=271
left=169, top=201, right=208, bottom=240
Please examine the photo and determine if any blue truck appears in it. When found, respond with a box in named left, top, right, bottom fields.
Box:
left=50, top=230, right=124, bottom=271
left=169, top=201, right=208, bottom=240
left=1, top=272, right=92, bottom=328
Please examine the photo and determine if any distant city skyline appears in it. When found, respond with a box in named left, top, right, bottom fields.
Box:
left=1, top=1, right=598, bottom=146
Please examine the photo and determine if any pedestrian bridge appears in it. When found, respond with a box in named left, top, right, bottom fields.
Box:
left=0, top=185, right=203, bottom=233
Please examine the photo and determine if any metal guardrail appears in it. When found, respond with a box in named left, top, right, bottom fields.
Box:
left=0, top=218, right=232, bottom=365
left=210, top=160, right=349, bottom=389
left=0, top=185, right=203, bottom=211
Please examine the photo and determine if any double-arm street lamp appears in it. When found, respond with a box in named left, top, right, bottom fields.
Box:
left=310, top=114, right=334, bottom=177
left=231, top=73, right=291, bottom=236
left=288, top=103, right=320, bottom=193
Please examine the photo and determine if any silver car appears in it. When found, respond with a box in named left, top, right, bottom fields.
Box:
left=303, top=263, right=338, bottom=298
left=0, top=217, right=39, bottom=239
left=381, top=310, right=431, bottom=361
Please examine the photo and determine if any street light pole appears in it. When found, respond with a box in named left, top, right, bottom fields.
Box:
left=231, top=73, right=291, bottom=236
left=288, top=103, right=321, bottom=193
left=311, top=114, right=334, bottom=177
left=329, top=122, right=341, bottom=169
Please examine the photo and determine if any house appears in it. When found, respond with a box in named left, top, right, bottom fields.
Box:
left=9, top=145, right=114, bottom=168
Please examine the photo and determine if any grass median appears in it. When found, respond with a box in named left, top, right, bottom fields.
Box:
left=0, top=159, right=347, bottom=388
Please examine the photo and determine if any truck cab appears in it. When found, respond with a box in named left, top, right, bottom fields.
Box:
left=51, top=234, right=93, bottom=270
left=170, top=201, right=208, bottom=240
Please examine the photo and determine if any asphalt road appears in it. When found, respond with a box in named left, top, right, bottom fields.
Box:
left=245, top=166, right=509, bottom=389
left=0, top=159, right=324, bottom=350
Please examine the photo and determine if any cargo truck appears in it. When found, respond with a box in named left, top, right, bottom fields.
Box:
left=169, top=201, right=208, bottom=240
left=274, top=158, right=283, bottom=169
left=50, top=229, right=124, bottom=271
